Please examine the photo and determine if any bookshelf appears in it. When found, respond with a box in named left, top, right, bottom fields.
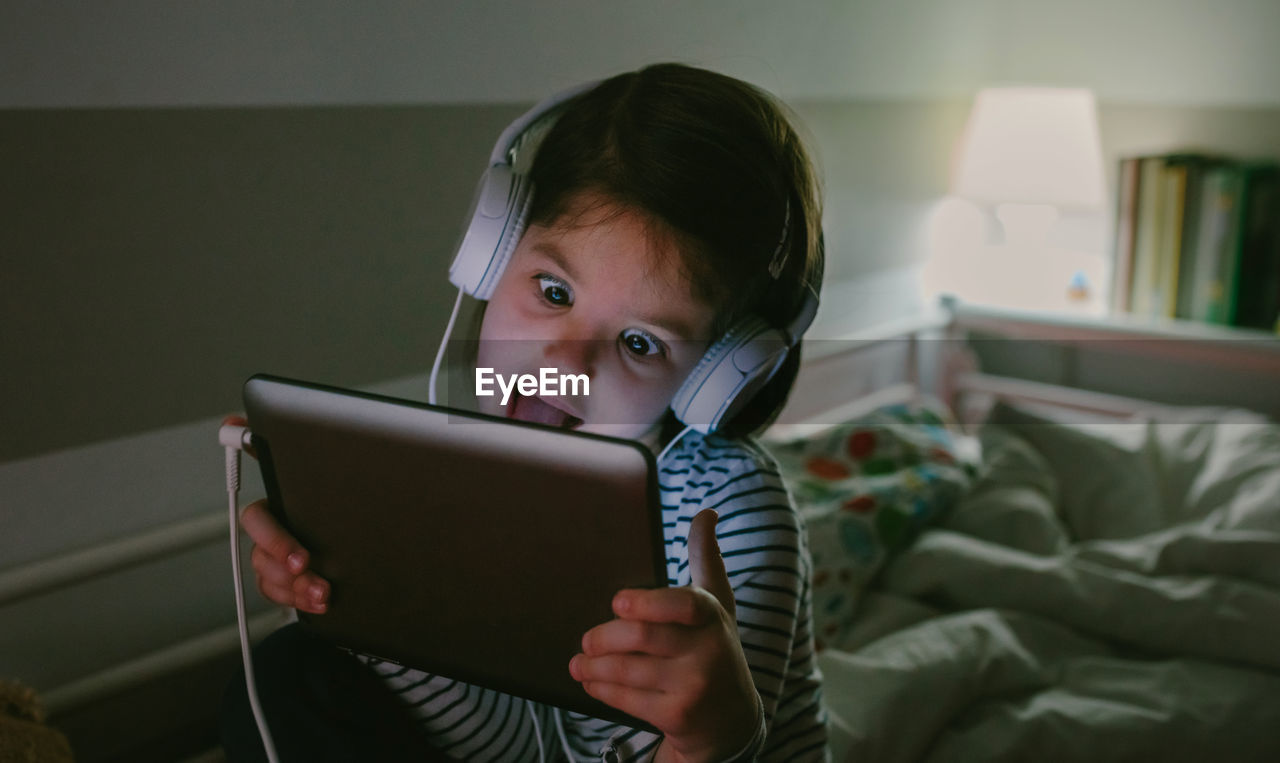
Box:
left=1112, top=153, right=1280, bottom=334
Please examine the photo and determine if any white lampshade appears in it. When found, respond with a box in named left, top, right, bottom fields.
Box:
left=953, top=87, right=1106, bottom=209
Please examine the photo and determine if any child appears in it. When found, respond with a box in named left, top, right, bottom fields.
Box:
left=222, top=63, right=827, bottom=762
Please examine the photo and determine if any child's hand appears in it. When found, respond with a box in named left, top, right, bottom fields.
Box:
left=570, top=509, right=762, bottom=763
left=223, top=415, right=330, bottom=615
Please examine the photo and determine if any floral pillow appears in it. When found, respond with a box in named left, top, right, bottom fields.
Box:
left=763, top=400, right=978, bottom=651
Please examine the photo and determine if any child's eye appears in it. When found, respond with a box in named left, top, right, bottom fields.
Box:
left=534, top=274, right=572, bottom=306
left=620, top=328, right=665, bottom=358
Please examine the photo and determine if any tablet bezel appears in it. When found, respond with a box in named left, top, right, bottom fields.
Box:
left=242, top=373, right=668, bottom=731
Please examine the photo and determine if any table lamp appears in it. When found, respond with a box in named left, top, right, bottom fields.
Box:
left=927, top=86, right=1108, bottom=314
left=955, top=86, right=1105, bottom=246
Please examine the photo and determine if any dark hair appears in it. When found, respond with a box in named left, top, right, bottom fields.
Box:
left=526, top=63, right=824, bottom=438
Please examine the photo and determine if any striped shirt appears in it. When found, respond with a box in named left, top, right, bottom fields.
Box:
left=358, top=430, right=827, bottom=761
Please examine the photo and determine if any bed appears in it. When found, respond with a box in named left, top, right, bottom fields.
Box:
left=761, top=299, right=1280, bottom=762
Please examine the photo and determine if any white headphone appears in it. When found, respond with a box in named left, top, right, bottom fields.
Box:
left=446, top=78, right=819, bottom=434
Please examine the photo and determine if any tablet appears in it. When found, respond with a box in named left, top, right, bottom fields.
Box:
left=242, top=374, right=667, bottom=729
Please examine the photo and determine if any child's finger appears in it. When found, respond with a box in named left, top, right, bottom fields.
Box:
left=239, top=500, right=308, bottom=571
left=687, top=509, right=736, bottom=618
left=582, top=618, right=688, bottom=658
left=249, top=548, right=326, bottom=611
left=570, top=653, right=666, bottom=691
left=291, top=574, right=329, bottom=609
left=257, top=577, right=325, bottom=614
left=250, top=545, right=295, bottom=590
left=612, top=587, right=719, bottom=626
left=257, top=579, right=326, bottom=614
left=248, top=543, right=319, bottom=585
left=256, top=578, right=297, bottom=608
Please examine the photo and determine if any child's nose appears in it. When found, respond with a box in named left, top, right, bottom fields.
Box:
left=541, top=334, right=597, bottom=379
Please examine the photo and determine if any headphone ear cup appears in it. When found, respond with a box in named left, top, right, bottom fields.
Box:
left=671, top=317, right=790, bottom=434
left=448, top=165, right=534, bottom=300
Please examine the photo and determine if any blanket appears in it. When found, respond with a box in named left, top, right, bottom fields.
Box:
left=816, top=401, right=1280, bottom=762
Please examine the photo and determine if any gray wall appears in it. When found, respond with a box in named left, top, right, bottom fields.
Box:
left=2, top=104, right=521, bottom=462
left=6, top=0, right=1280, bottom=108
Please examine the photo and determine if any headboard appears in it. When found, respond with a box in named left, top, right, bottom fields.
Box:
left=774, top=298, right=1280, bottom=434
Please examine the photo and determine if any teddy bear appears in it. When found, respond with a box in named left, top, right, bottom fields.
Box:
left=0, top=679, right=75, bottom=762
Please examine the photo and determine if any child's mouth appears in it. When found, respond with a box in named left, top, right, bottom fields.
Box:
left=505, top=393, right=584, bottom=430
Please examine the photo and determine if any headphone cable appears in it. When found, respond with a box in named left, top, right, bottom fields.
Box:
left=657, top=424, right=693, bottom=464
left=429, top=288, right=467, bottom=406
left=221, top=425, right=281, bottom=763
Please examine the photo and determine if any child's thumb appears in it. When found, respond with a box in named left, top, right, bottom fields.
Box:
left=688, top=509, right=735, bottom=618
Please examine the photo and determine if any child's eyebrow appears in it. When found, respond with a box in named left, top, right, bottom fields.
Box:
left=530, top=243, right=578, bottom=281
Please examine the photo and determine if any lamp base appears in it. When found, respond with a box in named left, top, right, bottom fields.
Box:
left=923, top=243, right=1108, bottom=317
left=996, top=203, right=1059, bottom=248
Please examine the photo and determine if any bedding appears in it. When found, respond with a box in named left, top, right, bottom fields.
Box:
left=764, top=401, right=978, bottom=651
left=768, top=400, right=1280, bottom=762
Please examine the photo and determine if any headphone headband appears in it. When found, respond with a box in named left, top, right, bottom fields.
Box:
left=784, top=284, right=820, bottom=344
left=488, top=79, right=602, bottom=166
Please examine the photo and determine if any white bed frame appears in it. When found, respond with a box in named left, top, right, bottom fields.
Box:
left=773, top=297, right=1280, bottom=436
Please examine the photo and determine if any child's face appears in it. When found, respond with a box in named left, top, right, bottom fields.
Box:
left=476, top=191, right=715, bottom=446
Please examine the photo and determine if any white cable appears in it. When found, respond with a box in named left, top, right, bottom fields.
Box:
left=657, top=424, right=693, bottom=464
left=429, top=288, right=467, bottom=405
left=552, top=707, right=576, bottom=762
left=526, top=699, right=546, bottom=763
left=223, top=425, right=281, bottom=763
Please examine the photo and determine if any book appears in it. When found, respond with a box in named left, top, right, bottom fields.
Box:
left=1110, top=157, right=1140, bottom=313
left=1167, top=155, right=1221, bottom=319
left=1114, top=152, right=1279, bottom=329
left=1154, top=161, right=1188, bottom=318
left=1185, top=164, right=1245, bottom=324
left=1233, top=165, right=1280, bottom=331
left=1128, top=156, right=1167, bottom=317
